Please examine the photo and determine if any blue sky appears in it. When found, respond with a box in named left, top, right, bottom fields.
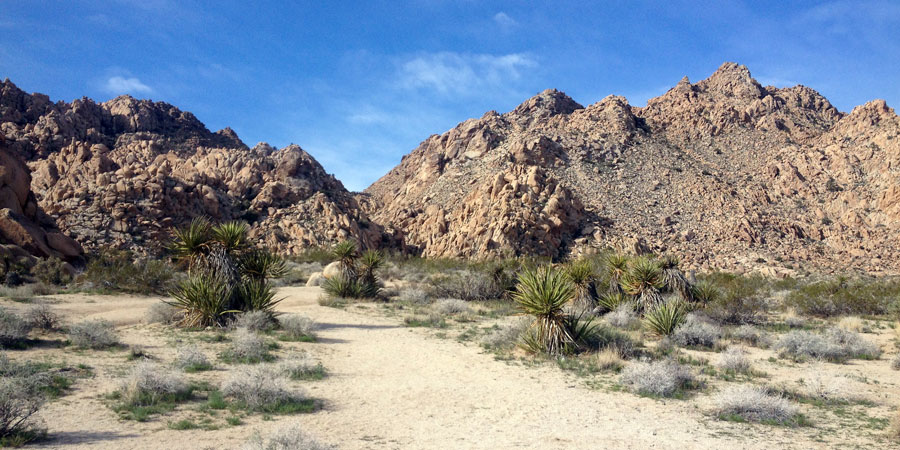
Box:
left=2, top=1, right=898, bottom=191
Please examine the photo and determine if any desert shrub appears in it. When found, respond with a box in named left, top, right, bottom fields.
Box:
left=0, top=376, right=46, bottom=445
left=643, top=300, right=688, bottom=336
left=784, top=312, right=806, bottom=328
left=174, top=346, right=212, bottom=372
left=222, top=328, right=272, bottom=364
left=717, top=346, right=752, bottom=373
left=23, top=304, right=59, bottom=332
left=837, top=316, right=870, bottom=333
left=233, top=310, right=276, bottom=332
left=145, top=302, right=181, bottom=325
left=891, top=353, right=900, bottom=371
left=802, top=372, right=848, bottom=402
left=79, top=249, right=175, bottom=294
left=784, top=277, right=900, bottom=317
left=595, top=347, right=625, bottom=372
left=700, top=272, right=769, bottom=324
left=119, top=362, right=191, bottom=407
left=432, top=298, right=471, bottom=316
left=0, top=309, right=32, bottom=348
left=31, top=258, right=71, bottom=286
left=67, top=319, right=119, bottom=349
left=603, top=303, right=640, bottom=329
left=480, top=318, right=530, bottom=351
left=427, top=270, right=504, bottom=301
left=241, top=425, right=331, bottom=450
left=222, top=366, right=311, bottom=413
left=619, top=359, right=696, bottom=397
left=731, top=325, right=769, bottom=347
left=714, top=385, right=798, bottom=424
left=279, top=315, right=317, bottom=341
left=775, top=328, right=881, bottom=362
left=396, top=287, right=429, bottom=304
left=672, top=314, right=722, bottom=348
left=278, top=354, right=326, bottom=380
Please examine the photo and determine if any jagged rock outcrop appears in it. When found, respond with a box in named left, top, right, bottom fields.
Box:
left=366, top=63, right=900, bottom=273
left=0, top=135, right=83, bottom=265
left=0, top=79, right=394, bottom=254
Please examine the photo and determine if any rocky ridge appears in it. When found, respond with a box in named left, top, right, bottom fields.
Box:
left=0, top=79, right=393, bottom=255
left=365, top=63, right=900, bottom=274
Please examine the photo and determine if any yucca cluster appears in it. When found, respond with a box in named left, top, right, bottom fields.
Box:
left=167, top=218, right=287, bottom=327
left=513, top=253, right=715, bottom=355
left=322, top=240, right=384, bottom=299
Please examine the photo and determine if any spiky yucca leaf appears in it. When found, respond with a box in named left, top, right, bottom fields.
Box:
left=359, top=250, right=383, bottom=280
left=332, top=240, right=358, bottom=279
left=566, top=259, right=596, bottom=308
left=597, top=292, right=629, bottom=313
left=168, top=275, right=231, bottom=328
left=644, top=300, right=688, bottom=336
left=604, top=253, right=629, bottom=293
left=513, top=266, right=575, bottom=355
left=240, top=250, right=287, bottom=282
left=170, top=218, right=212, bottom=273
left=233, top=279, right=281, bottom=316
left=322, top=275, right=362, bottom=299
left=211, top=221, right=250, bottom=253
left=621, top=256, right=665, bottom=310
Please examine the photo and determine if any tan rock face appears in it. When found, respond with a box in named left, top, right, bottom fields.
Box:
left=0, top=136, right=83, bottom=262
left=1, top=80, right=396, bottom=255
left=366, top=62, right=900, bottom=274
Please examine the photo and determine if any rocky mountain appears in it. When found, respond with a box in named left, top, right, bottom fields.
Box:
left=0, top=79, right=394, bottom=255
left=0, top=135, right=83, bottom=265
left=365, top=63, right=900, bottom=274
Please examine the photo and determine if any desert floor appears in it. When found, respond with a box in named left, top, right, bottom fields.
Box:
left=2, top=286, right=898, bottom=449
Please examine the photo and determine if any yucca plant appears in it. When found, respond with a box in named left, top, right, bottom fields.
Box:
left=322, top=275, right=362, bottom=299
left=644, top=300, right=688, bottom=336
left=690, top=280, right=720, bottom=306
left=660, top=255, right=693, bottom=300
left=513, top=266, right=576, bottom=355
left=604, top=252, right=629, bottom=294
left=211, top=221, right=250, bottom=254
left=597, top=292, right=629, bottom=313
left=233, top=279, right=281, bottom=316
left=358, top=250, right=384, bottom=298
left=332, top=240, right=358, bottom=279
left=566, top=259, right=596, bottom=309
left=168, top=276, right=232, bottom=328
left=621, top=256, right=665, bottom=311
left=170, top=218, right=212, bottom=274
left=240, top=249, right=288, bottom=283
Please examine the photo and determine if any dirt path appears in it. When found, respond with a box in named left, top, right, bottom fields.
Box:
left=15, top=287, right=890, bottom=449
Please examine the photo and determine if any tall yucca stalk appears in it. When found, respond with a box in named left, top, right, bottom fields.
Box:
left=170, top=218, right=212, bottom=275
left=566, top=259, right=596, bottom=309
left=513, top=266, right=575, bottom=355
left=621, top=256, right=665, bottom=311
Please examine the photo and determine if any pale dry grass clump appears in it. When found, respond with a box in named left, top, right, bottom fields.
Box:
left=837, top=316, right=870, bottom=333
left=279, top=314, right=317, bottom=340
left=603, top=304, right=640, bottom=330
left=277, top=353, right=325, bottom=380
left=672, top=314, right=722, bottom=348
left=224, top=328, right=271, bottom=363
left=432, top=298, right=471, bottom=316
left=717, top=346, right=752, bottom=373
left=396, top=287, right=429, bottom=304
left=222, top=366, right=305, bottom=411
left=233, top=311, right=276, bottom=332
left=714, top=385, right=798, bottom=424
left=731, top=325, right=769, bottom=347
left=241, top=425, right=331, bottom=450
left=67, top=319, right=119, bottom=349
left=891, top=353, right=900, bottom=371
left=174, top=345, right=212, bottom=372
left=0, top=308, right=32, bottom=348
left=619, top=359, right=695, bottom=397
left=120, top=362, right=191, bottom=405
left=595, top=347, right=625, bottom=372
left=775, top=328, right=881, bottom=362
left=783, top=310, right=806, bottom=329
left=145, top=302, right=181, bottom=325
left=24, top=304, right=60, bottom=331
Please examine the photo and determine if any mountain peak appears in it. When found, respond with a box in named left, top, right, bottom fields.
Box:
left=510, top=88, right=583, bottom=119
left=699, top=62, right=763, bottom=98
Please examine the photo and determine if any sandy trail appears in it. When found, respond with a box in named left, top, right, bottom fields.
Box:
left=11, top=287, right=890, bottom=449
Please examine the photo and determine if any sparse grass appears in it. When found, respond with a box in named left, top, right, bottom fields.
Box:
left=0, top=308, right=32, bottom=348
left=784, top=277, right=900, bottom=317
left=241, top=425, right=331, bottom=450
left=837, top=316, right=870, bottom=333
left=278, top=354, right=326, bottom=381
left=731, top=325, right=769, bottom=347
left=603, top=303, right=640, bottom=330
left=619, top=359, right=697, bottom=398
left=890, top=410, right=900, bottom=442
left=222, top=366, right=314, bottom=414
left=168, top=419, right=199, bottom=430
left=480, top=318, right=530, bottom=351
left=67, top=319, right=119, bottom=349
left=112, top=362, right=193, bottom=421
left=716, top=346, right=752, bottom=374
left=145, top=302, right=181, bottom=325
left=671, top=313, right=722, bottom=348
left=403, top=313, right=447, bottom=328
left=220, top=329, right=274, bottom=364
left=233, top=310, right=276, bottom=332
left=24, top=304, right=60, bottom=331
left=395, top=287, right=429, bottom=304
left=595, top=347, right=625, bottom=372
left=278, top=315, right=317, bottom=342
left=174, top=345, right=212, bottom=372
left=714, top=385, right=803, bottom=426
left=775, top=328, right=881, bottom=362
left=432, top=298, right=472, bottom=316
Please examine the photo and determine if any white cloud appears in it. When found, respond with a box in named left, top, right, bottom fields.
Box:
left=104, top=76, right=153, bottom=95
left=399, top=52, right=536, bottom=96
left=493, top=12, right=518, bottom=29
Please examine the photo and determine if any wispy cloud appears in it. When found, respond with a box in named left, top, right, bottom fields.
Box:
left=399, top=52, right=536, bottom=96
left=493, top=12, right=518, bottom=29
left=104, top=76, right=153, bottom=95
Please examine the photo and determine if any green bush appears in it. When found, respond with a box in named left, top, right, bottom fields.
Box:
left=31, top=258, right=71, bottom=286
left=784, top=277, right=900, bottom=317
left=78, top=249, right=175, bottom=294
left=700, top=272, right=769, bottom=324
